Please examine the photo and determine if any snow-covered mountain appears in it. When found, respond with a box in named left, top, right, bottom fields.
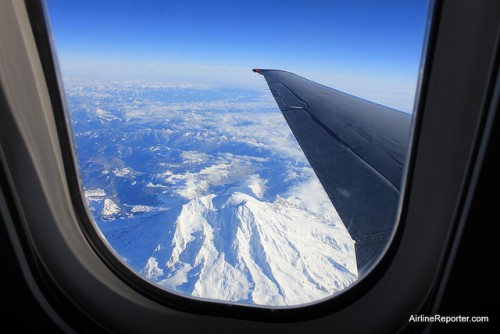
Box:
left=67, top=83, right=358, bottom=306
left=100, top=191, right=356, bottom=306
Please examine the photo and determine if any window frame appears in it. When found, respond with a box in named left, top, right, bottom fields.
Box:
left=28, top=0, right=436, bottom=318
left=0, top=0, right=498, bottom=331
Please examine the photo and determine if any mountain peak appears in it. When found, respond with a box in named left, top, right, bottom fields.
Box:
left=141, top=192, right=359, bottom=306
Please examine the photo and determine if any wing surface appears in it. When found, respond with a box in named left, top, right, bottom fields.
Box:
left=253, top=69, right=411, bottom=276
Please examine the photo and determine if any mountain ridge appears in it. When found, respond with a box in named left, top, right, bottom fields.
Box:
left=101, top=191, right=357, bottom=306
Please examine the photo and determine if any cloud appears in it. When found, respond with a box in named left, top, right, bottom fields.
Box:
left=247, top=174, right=268, bottom=199
left=70, top=82, right=345, bottom=224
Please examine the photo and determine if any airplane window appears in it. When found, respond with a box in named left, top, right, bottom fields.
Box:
left=45, top=0, right=430, bottom=307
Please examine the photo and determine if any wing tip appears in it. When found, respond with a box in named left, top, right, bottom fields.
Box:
left=252, top=68, right=287, bottom=75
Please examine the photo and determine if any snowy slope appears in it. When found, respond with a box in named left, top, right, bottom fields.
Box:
left=102, top=191, right=357, bottom=306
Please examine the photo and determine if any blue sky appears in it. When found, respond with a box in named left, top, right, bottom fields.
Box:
left=46, top=0, right=431, bottom=112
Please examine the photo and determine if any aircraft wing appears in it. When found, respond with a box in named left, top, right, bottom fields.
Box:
left=253, top=69, right=411, bottom=276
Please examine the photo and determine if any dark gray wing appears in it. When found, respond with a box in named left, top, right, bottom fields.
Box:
left=253, top=69, right=411, bottom=276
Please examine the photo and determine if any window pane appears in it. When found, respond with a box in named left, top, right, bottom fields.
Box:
left=46, top=0, right=430, bottom=307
